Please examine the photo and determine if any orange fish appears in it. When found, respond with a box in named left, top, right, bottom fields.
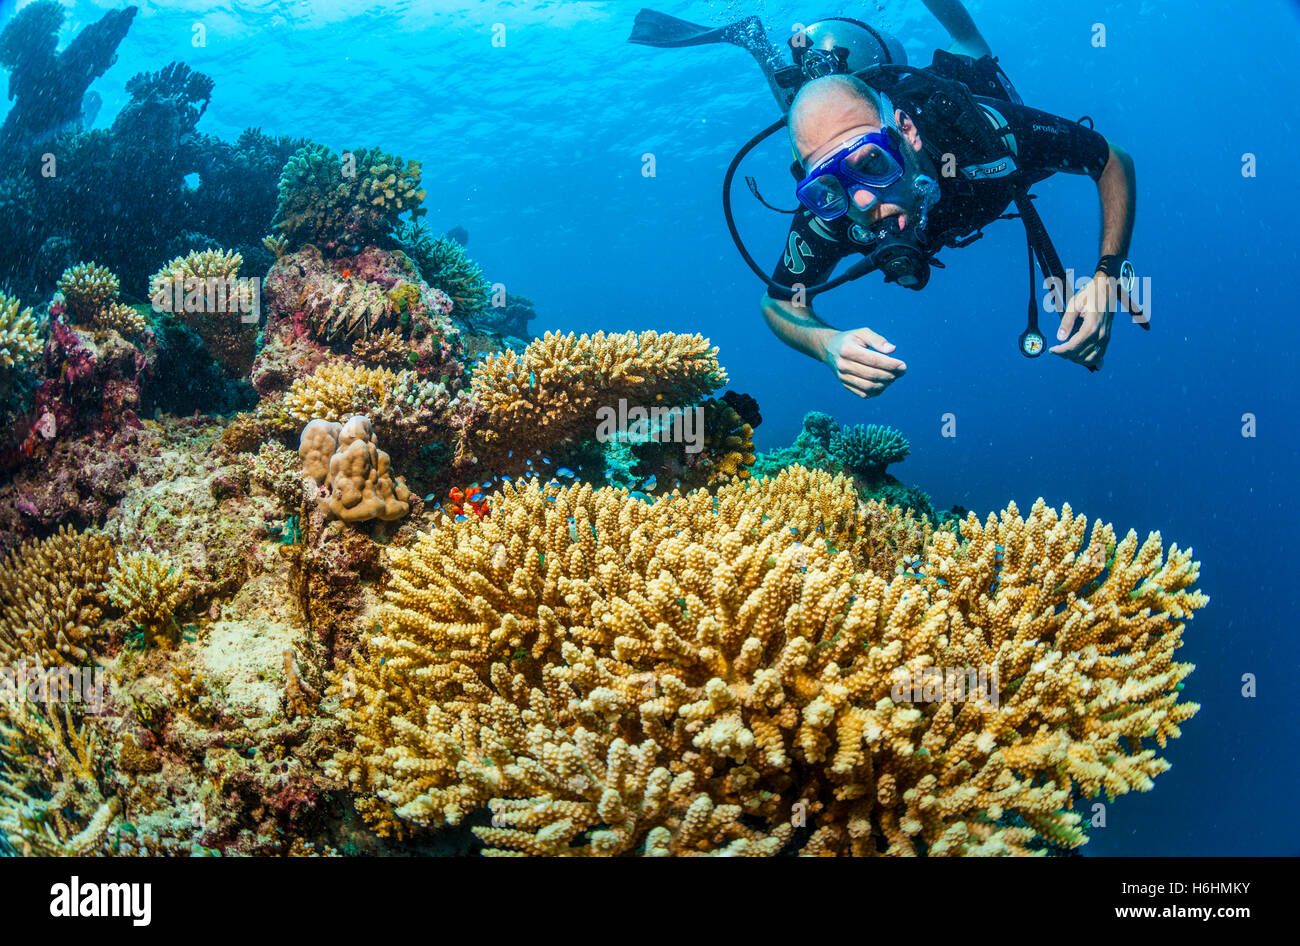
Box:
left=341, top=268, right=352, bottom=279
left=449, top=487, right=464, bottom=503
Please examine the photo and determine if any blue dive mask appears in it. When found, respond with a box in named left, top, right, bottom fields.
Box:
left=795, top=128, right=906, bottom=220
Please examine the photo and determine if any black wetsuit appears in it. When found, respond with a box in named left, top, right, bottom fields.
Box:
left=768, top=83, right=1111, bottom=300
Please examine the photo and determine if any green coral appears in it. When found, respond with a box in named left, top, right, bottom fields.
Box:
left=396, top=224, right=489, bottom=324
left=0, top=292, right=41, bottom=370
left=272, top=144, right=427, bottom=252
left=834, top=423, right=910, bottom=475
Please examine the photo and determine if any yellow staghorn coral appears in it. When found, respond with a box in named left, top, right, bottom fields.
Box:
left=279, top=358, right=396, bottom=427
left=94, top=301, right=148, bottom=337
left=56, top=261, right=120, bottom=324
left=329, top=467, right=1205, bottom=856
left=0, top=702, right=119, bottom=856
left=105, top=551, right=187, bottom=647
left=461, top=330, right=727, bottom=473
left=0, top=291, right=41, bottom=370
left=0, top=527, right=118, bottom=666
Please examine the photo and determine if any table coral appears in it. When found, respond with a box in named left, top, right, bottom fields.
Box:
left=0, top=525, right=118, bottom=665
left=460, top=329, right=727, bottom=475
left=300, top=416, right=410, bottom=524
left=329, top=466, right=1205, bottom=856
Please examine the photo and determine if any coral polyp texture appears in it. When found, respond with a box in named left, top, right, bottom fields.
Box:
left=148, top=248, right=254, bottom=375
left=55, top=261, right=120, bottom=324
left=299, top=416, right=410, bottom=524
left=272, top=143, right=426, bottom=253
left=461, top=329, right=727, bottom=475
left=0, top=526, right=118, bottom=665
left=105, top=551, right=187, bottom=647
left=279, top=359, right=396, bottom=427
left=836, top=423, right=911, bottom=476
left=327, top=467, right=1205, bottom=855
left=0, top=292, right=40, bottom=370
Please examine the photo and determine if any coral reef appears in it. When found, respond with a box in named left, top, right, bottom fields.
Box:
left=459, top=330, right=727, bottom=475
left=106, top=552, right=187, bottom=647
left=328, top=468, right=1204, bottom=855
left=0, top=2, right=136, bottom=156
left=396, top=224, right=489, bottom=326
left=300, top=417, right=410, bottom=524
left=836, top=423, right=911, bottom=476
left=280, top=360, right=396, bottom=428
left=0, top=292, right=41, bottom=375
left=253, top=244, right=463, bottom=397
left=273, top=144, right=426, bottom=254
left=0, top=526, right=118, bottom=665
left=148, top=248, right=256, bottom=376
left=56, top=261, right=120, bottom=324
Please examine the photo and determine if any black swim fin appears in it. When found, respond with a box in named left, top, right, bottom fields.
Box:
left=628, top=9, right=760, bottom=49
left=628, top=9, right=793, bottom=111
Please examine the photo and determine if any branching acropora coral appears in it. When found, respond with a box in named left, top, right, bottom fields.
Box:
left=0, top=526, right=118, bottom=666
left=56, top=261, right=119, bottom=323
left=835, top=423, right=911, bottom=475
left=105, top=551, right=186, bottom=646
left=462, top=330, right=727, bottom=473
left=95, top=301, right=148, bottom=337
left=0, top=702, right=119, bottom=856
left=0, top=291, right=41, bottom=370
left=329, top=467, right=1205, bottom=855
left=279, top=359, right=396, bottom=427
left=148, top=247, right=243, bottom=298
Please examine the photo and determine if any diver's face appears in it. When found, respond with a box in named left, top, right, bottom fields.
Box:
left=797, top=103, right=926, bottom=228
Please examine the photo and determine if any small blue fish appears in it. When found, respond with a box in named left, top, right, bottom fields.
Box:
left=529, top=371, right=536, bottom=387
left=454, top=515, right=470, bottom=522
left=507, top=450, right=513, bottom=458
left=424, top=494, right=436, bottom=502
left=500, top=475, right=512, bottom=483
left=629, top=491, right=650, bottom=502
left=644, top=475, right=657, bottom=490
left=556, top=467, right=575, bottom=479
left=541, top=457, right=551, bottom=465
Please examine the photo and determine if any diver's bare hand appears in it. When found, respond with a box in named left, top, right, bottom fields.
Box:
left=822, top=327, right=907, bottom=398
left=1051, top=272, right=1116, bottom=369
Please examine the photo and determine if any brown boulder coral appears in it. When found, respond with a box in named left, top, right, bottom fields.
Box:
left=300, top=416, right=410, bottom=524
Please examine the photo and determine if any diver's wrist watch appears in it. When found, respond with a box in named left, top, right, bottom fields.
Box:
left=1095, top=254, right=1135, bottom=293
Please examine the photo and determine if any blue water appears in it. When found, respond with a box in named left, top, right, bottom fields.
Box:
left=10, top=0, right=1299, bottom=855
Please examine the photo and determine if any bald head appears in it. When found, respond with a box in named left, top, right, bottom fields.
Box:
left=789, top=75, right=887, bottom=165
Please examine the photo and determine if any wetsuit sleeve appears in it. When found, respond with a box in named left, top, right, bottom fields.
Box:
left=979, top=99, right=1112, bottom=182
left=766, top=211, right=850, bottom=301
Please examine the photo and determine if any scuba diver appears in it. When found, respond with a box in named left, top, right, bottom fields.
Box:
left=628, top=3, right=1143, bottom=398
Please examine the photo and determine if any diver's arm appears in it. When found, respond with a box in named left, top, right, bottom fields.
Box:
left=920, top=0, right=993, bottom=58
left=1050, top=142, right=1137, bottom=366
left=760, top=292, right=907, bottom=397
left=1096, top=142, right=1136, bottom=258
